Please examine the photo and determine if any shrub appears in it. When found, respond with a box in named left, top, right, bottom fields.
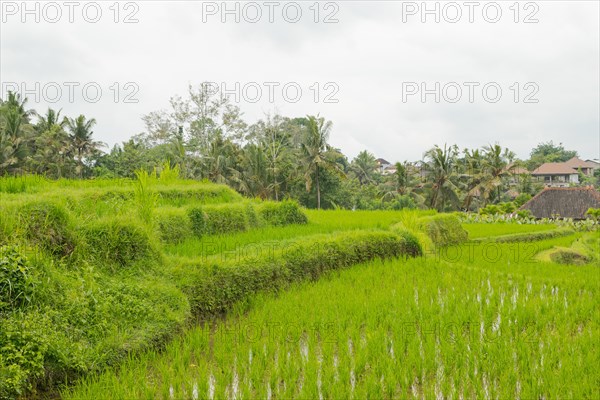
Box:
left=155, top=209, right=193, bottom=244
left=82, top=219, right=158, bottom=271
left=393, top=228, right=424, bottom=257
left=0, top=311, right=52, bottom=399
left=0, top=246, right=34, bottom=312
left=418, top=214, right=468, bottom=247
left=258, top=201, right=308, bottom=226
left=187, top=207, right=206, bottom=237
left=187, top=204, right=249, bottom=237
left=19, top=202, right=77, bottom=257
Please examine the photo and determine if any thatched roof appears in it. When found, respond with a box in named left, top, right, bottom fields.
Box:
left=520, top=187, right=600, bottom=219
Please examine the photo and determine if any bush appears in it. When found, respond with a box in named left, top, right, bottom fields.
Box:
left=418, top=214, right=468, bottom=247
left=393, top=228, right=424, bottom=257
left=155, top=209, right=193, bottom=244
left=258, top=201, right=308, bottom=226
left=0, top=246, right=34, bottom=312
left=187, top=204, right=250, bottom=237
left=0, top=311, right=52, bottom=399
left=18, top=202, right=77, bottom=257
left=82, top=220, right=158, bottom=271
left=174, top=231, right=414, bottom=316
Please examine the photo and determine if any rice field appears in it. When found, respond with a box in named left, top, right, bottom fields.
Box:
left=65, top=233, right=600, bottom=399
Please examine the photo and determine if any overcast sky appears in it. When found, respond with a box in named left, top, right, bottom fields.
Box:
left=1, top=0, right=599, bottom=162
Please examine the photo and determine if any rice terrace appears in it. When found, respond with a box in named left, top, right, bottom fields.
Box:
left=0, top=172, right=598, bottom=399
left=2, top=1, right=600, bottom=399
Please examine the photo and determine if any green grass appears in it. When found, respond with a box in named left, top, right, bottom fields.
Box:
left=64, top=234, right=599, bottom=399
left=164, top=210, right=417, bottom=259
left=2, top=176, right=598, bottom=398
left=463, top=222, right=556, bottom=239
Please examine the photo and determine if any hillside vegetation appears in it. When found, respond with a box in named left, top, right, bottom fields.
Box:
left=0, top=177, right=437, bottom=398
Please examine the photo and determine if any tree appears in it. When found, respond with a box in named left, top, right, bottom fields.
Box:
left=349, top=150, right=378, bottom=185
left=527, top=141, right=577, bottom=170
left=423, top=144, right=460, bottom=211
left=66, top=115, right=104, bottom=178
left=299, top=115, right=345, bottom=209
left=479, top=144, right=515, bottom=204
left=30, top=109, right=71, bottom=178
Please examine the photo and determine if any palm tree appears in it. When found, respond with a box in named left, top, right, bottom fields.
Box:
left=1, top=92, right=36, bottom=123
left=479, top=144, right=515, bottom=204
left=299, top=115, right=344, bottom=209
left=380, top=161, right=426, bottom=207
left=349, top=150, right=378, bottom=185
left=0, top=107, right=33, bottom=174
left=66, top=115, right=103, bottom=178
left=423, top=144, right=460, bottom=211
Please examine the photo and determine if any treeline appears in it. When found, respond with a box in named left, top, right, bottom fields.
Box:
left=1, top=84, right=596, bottom=211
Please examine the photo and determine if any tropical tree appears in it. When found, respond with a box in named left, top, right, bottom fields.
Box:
left=66, top=115, right=104, bottom=178
left=423, top=144, right=460, bottom=211
left=349, top=150, right=378, bottom=185
left=299, top=115, right=345, bottom=209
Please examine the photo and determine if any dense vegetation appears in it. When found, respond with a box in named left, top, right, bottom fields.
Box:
left=2, top=89, right=598, bottom=212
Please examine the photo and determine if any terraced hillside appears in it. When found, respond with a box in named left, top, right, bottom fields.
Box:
left=0, top=177, right=597, bottom=399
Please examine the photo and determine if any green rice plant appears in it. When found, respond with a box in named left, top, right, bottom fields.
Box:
left=133, top=169, right=157, bottom=225
left=471, top=227, right=575, bottom=243
left=64, top=234, right=600, bottom=399
left=157, top=160, right=180, bottom=183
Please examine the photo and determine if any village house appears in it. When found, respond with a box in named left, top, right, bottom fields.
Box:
left=531, top=157, right=599, bottom=188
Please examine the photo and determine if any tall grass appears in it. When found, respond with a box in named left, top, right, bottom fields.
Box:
left=134, top=169, right=158, bottom=225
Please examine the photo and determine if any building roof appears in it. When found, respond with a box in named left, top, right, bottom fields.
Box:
left=376, top=158, right=391, bottom=166
left=504, top=163, right=529, bottom=175
left=532, top=162, right=578, bottom=175
left=564, top=156, right=598, bottom=169
left=520, top=187, right=600, bottom=219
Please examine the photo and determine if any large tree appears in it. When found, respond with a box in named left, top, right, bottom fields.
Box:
left=66, top=115, right=104, bottom=178
left=299, top=115, right=345, bottom=209
left=423, top=144, right=460, bottom=211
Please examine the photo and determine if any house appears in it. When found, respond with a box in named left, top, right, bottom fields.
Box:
left=532, top=157, right=600, bottom=187
left=519, top=187, right=600, bottom=219
left=531, top=163, right=579, bottom=187
left=564, top=157, right=598, bottom=176
left=376, top=158, right=395, bottom=175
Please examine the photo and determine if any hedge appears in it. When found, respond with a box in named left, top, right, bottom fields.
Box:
left=82, top=219, right=159, bottom=271
left=155, top=208, right=193, bottom=244
left=257, top=201, right=308, bottom=226
left=172, top=230, right=419, bottom=316
left=186, top=202, right=308, bottom=238
left=418, top=214, right=469, bottom=247
left=471, top=227, right=574, bottom=243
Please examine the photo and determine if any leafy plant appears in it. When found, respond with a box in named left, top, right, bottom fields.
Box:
left=0, top=246, right=34, bottom=312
